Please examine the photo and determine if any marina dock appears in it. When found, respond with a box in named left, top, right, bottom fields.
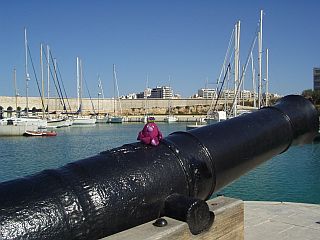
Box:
left=245, top=200, right=320, bottom=240
left=105, top=197, right=320, bottom=240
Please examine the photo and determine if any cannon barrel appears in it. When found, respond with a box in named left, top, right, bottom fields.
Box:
left=0, top=95, right=318, bottom=239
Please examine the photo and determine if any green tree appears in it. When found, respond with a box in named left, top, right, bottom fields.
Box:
left=302, top=89, right=313, bottom=98
left=301, top=89, right=320, bottom=107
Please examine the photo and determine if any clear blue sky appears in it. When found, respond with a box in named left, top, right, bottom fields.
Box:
left=0, top=0, right=319, bottom=98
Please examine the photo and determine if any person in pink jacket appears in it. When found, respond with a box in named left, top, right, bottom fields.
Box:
left=137, top=117, right=163, bottom=146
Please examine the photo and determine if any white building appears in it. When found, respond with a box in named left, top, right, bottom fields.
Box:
left=150, top=86, right=173, bottom=99
left=121, top=93, right=137, bottom=99
left=197, top=88, right=217, bottom=99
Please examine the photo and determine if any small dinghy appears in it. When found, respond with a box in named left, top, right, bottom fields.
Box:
left=23, top=130, right=57, bottom=137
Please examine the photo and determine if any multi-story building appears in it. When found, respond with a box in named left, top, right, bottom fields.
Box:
left=150, top=86, right=173, bottom=99
left=240, top=90, right=252, bottom=100
left=221, top=89, right=235, bottom=99
left=197, top=88, right=217, bottom=99
left=313, top=68, right=320, bottom=90
left=220, top=89, right=256, bottom=101
left=136, top=88, right=152, bottom=99
left=121, top=93, right=137, bottom=99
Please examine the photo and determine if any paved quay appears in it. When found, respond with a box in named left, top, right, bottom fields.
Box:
left=105, top=198, right=320, bottom=239
left=245, top=201, right=320, bottom=240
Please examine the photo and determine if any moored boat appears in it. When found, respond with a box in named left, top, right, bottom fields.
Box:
left=47, top=118, right=67, bottom=128
left=186, top=122, right=206, bottom=131
left=108, top=116, right=123, bottom=123
left=205, top=111, right=227, bottom=125
left=23, top=130, right=57, bottom=137
left=164, top=115, right=178, bottom=123
left=0, top=118, right=38, bottom=136
left=73, top=116, right=96, bottom=125
left=108, top=65, right=124, bottom=124
left=96, top=115, right=109, bottom=124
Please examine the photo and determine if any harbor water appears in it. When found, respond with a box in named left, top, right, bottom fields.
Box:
left=0, top=123, right=319, bottom=204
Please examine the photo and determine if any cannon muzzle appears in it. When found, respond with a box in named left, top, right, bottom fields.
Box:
left=0, top=95, right=318, bottom=239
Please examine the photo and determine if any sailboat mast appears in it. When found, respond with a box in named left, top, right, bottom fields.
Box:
left=265, top=48, right=269, bottom=106
left=98, top=74, right=101, bottom=116
left=100, top=76, right=105, bottom=99
left=24, top=28, right=30, bottom=117
left=40, top=43, right=45, bottom=117
left=76, top=57, right=80, bottom=112
left=47, top=45, right=50, bottom=113
left=13, top=67, right=18, bottom=111
left=251, top=51, right=256, bottom=108
left=80, top=59, right=83, bottom=114
left=258, top=10, right=263, bottom=108
left=233, top=21, right=240, bottom=117
left=113, top=64, right=116, bottom=115
left=168, top=75, right=172, bottom=115
left=144, top=74, right=149, bottom=115
left=53, top=58, right=58, bottom=112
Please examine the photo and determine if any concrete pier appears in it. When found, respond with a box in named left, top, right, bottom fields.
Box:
left=245, top=201, right=320, bottom=240
left=105, top=197, right=244, bottom=240
left=102, top=197, right=320, bottom=239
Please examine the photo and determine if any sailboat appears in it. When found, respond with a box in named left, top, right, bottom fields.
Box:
left=96, top=75, right=109, bottom=123
left=108, top=64, right=123, bottom=123
left=0, top=67, right=38, bottom=136
left=205, top=21, right=240, bottom=124
left=42, top=45, right=69, bottom=129
left=73, top=57, right=96, bottom=125
left=164, top=77, right=177, bottom=123
left=164, top=114, right=178, bottom=123
left=141, top=75, right=151, bottom=123
left=21, top=28, right=47, bottom=129
left=0, top=28, right=47, bottom=136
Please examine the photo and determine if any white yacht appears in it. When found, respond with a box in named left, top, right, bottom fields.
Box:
left=205, top=111, right=227, bottom=125
left=73, top=116, right=96, bottom=125
left=108, top=116, right=123, bottom=123
left=0, top=118, right=39, bottom=136
left=96, top=115, right=109, bottom=124
left=164, top=115, right=178, bottom=123
left=108, top=64, right=124, bottom=123
left=72, top=57, right=97, bottom=126
left=47, top=118, right=67, bottom=128
left=141, top=115, right=148, bottom=123
left=64, top=118, right=73, bottom=127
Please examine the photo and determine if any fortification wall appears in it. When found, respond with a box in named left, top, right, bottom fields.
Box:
left=0, top=96, right=225, bottom=115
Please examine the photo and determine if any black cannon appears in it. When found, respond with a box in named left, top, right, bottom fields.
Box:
left=0, top=95, right=318, bottom=239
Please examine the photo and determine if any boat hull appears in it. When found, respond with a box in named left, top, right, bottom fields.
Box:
left=0, top=118, right=41, bottom=136
left=73, top=117, right=96, bottom=125
left=108, top=116, right=123, bottom=123
left=0, top=124, right=38, bottom=136
left=164, top=115, right=178, bottom=123
left=47, top=118, right=67, bottom=128
left=23, top=130, right=57, bottom=137
left=96, top=117, right=109, bottom=124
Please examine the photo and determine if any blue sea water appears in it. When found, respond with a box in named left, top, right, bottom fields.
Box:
left=0, top=123, right=319, bottom=204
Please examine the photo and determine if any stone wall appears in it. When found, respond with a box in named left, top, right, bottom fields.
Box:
left=0, top=96, right=226, bottom=115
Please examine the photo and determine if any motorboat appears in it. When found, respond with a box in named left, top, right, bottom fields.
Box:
left=0, top=118, right=38, bottom=136
left=108, top=116, right=123, bottom=123
left=23, top=130, right=57, bottom=137
left=73, top=116, right=96, bottom=125
left=164, top=115, right=178, bottom=123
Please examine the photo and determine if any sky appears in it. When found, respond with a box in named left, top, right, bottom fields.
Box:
left=0, top=0, right=319, bottom=98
